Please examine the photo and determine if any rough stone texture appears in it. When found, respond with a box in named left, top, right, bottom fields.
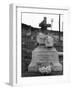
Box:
left=28, top=46, right=62, bottom=72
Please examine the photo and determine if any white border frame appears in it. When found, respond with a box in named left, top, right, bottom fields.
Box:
left=9, top=4, right=70, bottom=86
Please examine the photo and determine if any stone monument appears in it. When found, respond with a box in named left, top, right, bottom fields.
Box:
left=28, top=17, right=62, bottom=73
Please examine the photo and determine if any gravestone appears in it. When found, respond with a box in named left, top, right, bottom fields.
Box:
left=28, top=46, right=62, bottom=72
left=28, top=21, right=62, bottom=73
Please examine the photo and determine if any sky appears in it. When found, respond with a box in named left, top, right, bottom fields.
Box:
left=22, top=13, right=64, bottom=31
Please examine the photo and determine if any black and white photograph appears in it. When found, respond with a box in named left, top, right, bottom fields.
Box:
left=9, top=3, right=71, bottom=86
left=21, top=12, right=63, bottom=77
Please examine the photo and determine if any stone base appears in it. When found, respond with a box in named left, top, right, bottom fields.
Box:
left=28, top=65, right=38, bottom=72
left=28, top=46, right=62, bottom=72
left=52, top=63, right=62, bottom=71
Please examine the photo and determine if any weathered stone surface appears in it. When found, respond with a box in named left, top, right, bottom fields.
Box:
left=28, top=46, right=62, bottom=72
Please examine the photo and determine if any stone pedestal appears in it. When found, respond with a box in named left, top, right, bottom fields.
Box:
left=28, top=46, right=62, bottom=72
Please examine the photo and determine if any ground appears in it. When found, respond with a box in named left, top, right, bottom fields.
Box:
left=22, top=71, right=63, bottom=77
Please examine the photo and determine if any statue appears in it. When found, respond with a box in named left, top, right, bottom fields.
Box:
left=39, top=17, right=51, bottom=32
left=28, top=17, right=62, bottom=74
